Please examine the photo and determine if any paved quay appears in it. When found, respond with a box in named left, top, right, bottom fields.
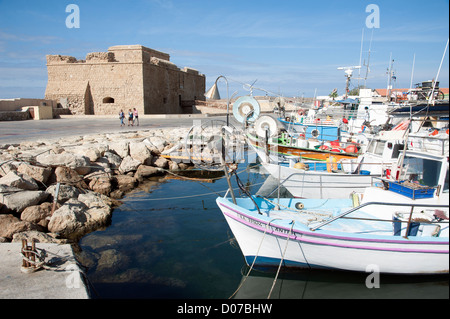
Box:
left=0, top=243, right=90, bottom=299
left=0, top=114, right=229, bottom=145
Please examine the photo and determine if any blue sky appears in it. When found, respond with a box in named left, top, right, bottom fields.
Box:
left=0, top=0, right=448, bottom=99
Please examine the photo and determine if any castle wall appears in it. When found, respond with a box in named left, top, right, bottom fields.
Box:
left=45, top=52, right=144, bottom=115
left=45, top=45, right=205, bottom=115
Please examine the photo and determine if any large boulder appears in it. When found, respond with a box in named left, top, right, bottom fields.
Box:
left=0, top=162, right=17, bottom=177
left=0, top=190, right=48, bottom=213
left=118, top=156, right=141, bottom=174
left=46, top=184, right=81, bottom=204
left=109, top=141, right=129, bottom=158
left=135, top=165, right=162, bottom=180
left=17, top=163, right=52, bottom=184
left=144, top=136, right=167, bottom=154
left=47, top=198, right=89, bottom=238
left=20, top=202, right=56, bottom=228
left=102, top=152, right=122, bottom=170
left=0, top=171, right=39, bottom=190
left=88, top=176, right=113, bottom=196
left=129, top=142, right=153, bottom=165
left=36, top=153, right=91, bottom=175
left=113, top=175, right=138, bottom=193
left=0, top=214, right=42, bottom=239
left=151, top=156, right=169, bottom=169
left=73, top=146, right=102, bottom=162
left=48, top=193, right=113, bottom=239
left=54, top=166, right=88, bottom=189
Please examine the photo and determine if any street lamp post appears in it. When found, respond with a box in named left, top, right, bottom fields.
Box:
left=205, top=75, right=230, bottom=126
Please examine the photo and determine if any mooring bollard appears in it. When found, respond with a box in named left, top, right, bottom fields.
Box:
left=20, top=239, right=44, bottom=274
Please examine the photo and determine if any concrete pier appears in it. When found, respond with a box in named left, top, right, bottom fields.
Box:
left=0, top=243, right=89, bottom=299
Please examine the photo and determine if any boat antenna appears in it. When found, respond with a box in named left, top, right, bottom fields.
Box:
left=364, top=28, right=374, bottom=87
left=409, top=53, right=416, bottom=119
left=337, top=66, right=361, bottom=99
left=386, top=54, right=394, bottom=102
left=428, top=38, right=449, bottom=106
left=358, top=28, right=364, bottom=88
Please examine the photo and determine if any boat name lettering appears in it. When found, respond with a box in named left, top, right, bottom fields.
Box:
left=238, top=214, right=264, bottom=227
left=271, top=226, right=291, bottom=235
left=237, top=213, right=292, bottom=235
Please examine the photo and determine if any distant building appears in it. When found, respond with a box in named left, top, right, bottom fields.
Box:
left=45, top=45, right=206, bottom=115
left=375, top=84, right=449, bottom=101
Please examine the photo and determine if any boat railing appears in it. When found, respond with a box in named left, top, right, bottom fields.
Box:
left=310, top=201, right=449, bottom=238
left=408, top=133, right=449, bottom=156
left=263, top=170, right=380, bottom=199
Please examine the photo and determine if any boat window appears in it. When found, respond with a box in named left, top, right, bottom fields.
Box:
left=367, top=140, right=376, bottom=154
left=403, top=157, right=442, bottom=187
left=374, top=141, right=386, bottom=155
left=392, top=144, right=404, bottom=159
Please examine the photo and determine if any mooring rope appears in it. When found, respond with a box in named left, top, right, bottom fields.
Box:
left=228, top=218, right=281, bottom=299
left=267, top=220, right=295, bottom=299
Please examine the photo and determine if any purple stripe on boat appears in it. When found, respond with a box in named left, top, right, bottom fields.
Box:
left=220, top=203, right=449, bottom=254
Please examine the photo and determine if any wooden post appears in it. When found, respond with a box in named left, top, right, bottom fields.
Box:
left=21, top=239, right=29, bottom=268
left=30, top=239, right=36, bottom=268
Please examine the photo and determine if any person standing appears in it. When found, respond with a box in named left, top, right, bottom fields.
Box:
left=119, top=109, right=125, bottom=127
left=363, top=106, right=370, bottom=126
left=128, top=109, right=134, bottom=126
left=133, top=108, right=139, bottom=126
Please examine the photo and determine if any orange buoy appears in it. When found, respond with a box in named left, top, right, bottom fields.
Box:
left=345, top=145, right=358, bottom=153
left=330, top=140, right=340, bottom=147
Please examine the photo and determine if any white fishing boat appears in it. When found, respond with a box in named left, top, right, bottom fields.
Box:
left=217, top=146, right=449, bottom=274
left=249, top=128, right=409, bottom=199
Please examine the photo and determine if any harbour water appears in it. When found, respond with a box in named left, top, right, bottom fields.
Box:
left=77, top=154, right=449, bottom=299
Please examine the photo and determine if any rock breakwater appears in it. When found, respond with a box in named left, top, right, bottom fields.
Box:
left=0, top=128, right=192, bottom=243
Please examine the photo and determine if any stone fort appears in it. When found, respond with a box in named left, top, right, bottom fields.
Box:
left=45, top=45, right=206, bottom=115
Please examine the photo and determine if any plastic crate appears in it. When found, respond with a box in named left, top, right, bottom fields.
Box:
left=388, top=181, right=436, bottom=199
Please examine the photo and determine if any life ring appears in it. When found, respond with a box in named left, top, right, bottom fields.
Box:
left=311, top=129, right=320, bottom=138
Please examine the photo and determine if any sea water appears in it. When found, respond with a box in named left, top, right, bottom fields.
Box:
left=78, top=159, right=449, bottom=299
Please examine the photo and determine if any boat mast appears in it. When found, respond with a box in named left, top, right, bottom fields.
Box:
left=364, top=29, right=374, bottom=87
left=428, top=38, right=449, bottom=106
left=386, top=54, right=394, bottom=102
left=358, top=28, right=364, bottom=88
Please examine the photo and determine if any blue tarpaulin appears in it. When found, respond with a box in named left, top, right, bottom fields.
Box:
left=335, top=98, right=359, bottom=104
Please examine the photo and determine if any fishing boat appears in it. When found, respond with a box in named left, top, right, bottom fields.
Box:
left=277, top=115, right=345, bottom=141
left=217, top=145, right=449, bottom=274
left=246, top=130, right=361, bottom=163
left=248, top=127, right=408, bottom=198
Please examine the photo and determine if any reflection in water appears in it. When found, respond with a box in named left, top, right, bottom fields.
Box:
left=233, top=268, right=449, bottom=299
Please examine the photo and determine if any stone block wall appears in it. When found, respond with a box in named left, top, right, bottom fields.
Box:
left=45, top=45, right=205, bottom=115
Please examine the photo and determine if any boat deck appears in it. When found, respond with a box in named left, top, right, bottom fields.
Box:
left=231, top=196, right=447, bottom=239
